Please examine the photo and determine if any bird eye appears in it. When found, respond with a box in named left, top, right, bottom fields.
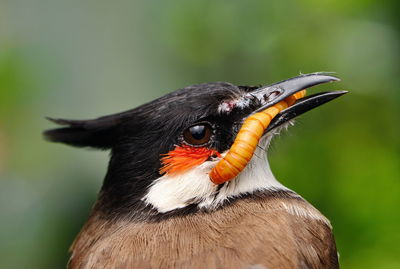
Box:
left=183, top=123, right=212, bottom=146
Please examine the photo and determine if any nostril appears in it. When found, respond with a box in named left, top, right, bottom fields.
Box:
left=264, top=91, right=280, bottom=102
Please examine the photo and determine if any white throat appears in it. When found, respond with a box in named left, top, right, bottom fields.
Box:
left=143, top=135, right=289, bottom=213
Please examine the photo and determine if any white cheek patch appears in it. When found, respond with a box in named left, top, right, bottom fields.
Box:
left=142, top=161, right=219, bottom=213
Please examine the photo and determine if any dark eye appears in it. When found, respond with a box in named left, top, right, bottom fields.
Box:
left=183, top=123, right=212, bottom=145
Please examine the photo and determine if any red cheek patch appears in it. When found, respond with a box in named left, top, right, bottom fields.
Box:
left=160, top=145, right=220, bottom=175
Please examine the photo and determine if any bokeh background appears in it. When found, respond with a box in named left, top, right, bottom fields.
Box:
left=1, top=0, right=399, bottom=268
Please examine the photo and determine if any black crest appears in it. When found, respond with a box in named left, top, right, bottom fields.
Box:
left=44, top=82, right=244, bottom=150
left=44, top=116, right=123, bottom=149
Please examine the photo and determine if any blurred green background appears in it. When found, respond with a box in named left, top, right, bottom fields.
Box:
left=1, top=0, right=399, bottom=268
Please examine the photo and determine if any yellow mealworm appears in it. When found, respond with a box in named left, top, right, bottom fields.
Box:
left=209, top=90, right=306, bottom=184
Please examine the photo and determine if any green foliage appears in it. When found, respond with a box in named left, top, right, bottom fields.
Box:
left=0, top=0, right=399, bottom=268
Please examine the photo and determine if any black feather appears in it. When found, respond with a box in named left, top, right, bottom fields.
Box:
left=43, top=116, right=122, bottom=149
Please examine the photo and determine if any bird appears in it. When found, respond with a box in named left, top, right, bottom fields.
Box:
left=45, top=73, right=347, bottom=269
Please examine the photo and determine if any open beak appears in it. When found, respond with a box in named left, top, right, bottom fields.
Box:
left=248, top=73, right=347, bottom=132
left=267, top=90, right=347, bottom=131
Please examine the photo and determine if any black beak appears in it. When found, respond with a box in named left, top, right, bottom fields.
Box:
left=266, top=90, right=348, bottom=132
left=247, top=73, right=347, bottom=131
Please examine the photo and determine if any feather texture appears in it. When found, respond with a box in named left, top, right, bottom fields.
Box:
left=69, top=191, right=338, bottom=269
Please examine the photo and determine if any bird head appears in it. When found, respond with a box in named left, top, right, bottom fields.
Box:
left=45, top=73, right=346, bottom=219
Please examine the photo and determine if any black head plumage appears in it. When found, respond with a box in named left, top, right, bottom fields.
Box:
left=45, top=82, right=252, bottom=218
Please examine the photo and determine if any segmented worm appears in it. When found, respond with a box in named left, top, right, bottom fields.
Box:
left=209, top=90, right=306, bottom=184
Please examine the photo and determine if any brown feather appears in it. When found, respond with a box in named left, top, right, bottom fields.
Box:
left=69, top=193, right=338, bottom=269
